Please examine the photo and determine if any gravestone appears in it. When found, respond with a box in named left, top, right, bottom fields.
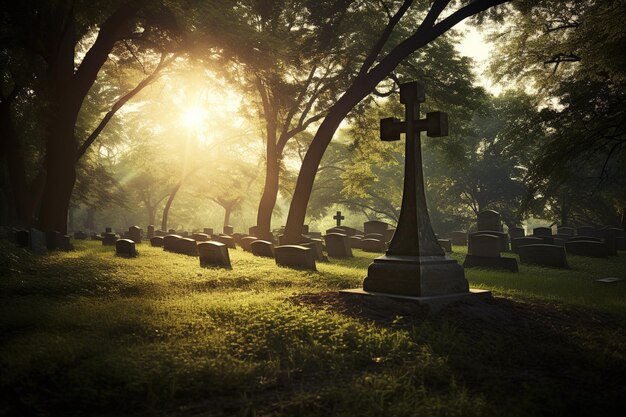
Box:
left=179, top=231, right=189, bottom=238
left=150, top=236, right=164, bottom=247
left=576, top=226, right=598, bottom=238
left=250, top=240, right=274, bottom=258
left=361, top=238, right=387, bottom=252
left=198, top=241, right=231, bottom=268
left=364, top=233, right=385, bottom=242
left=204, top=228, right=214, bottom=235
left=274, top=245, right=316, bottom=271
left=73, top=231, right=87, bottom=240
left=29, top=228, right=47, bottom=254
left=363, top=220, right=388, bottom=236
left=468, top=231, right=509, bottom=252
left=511, top=236, right=544, bottom=252
left=240, top=236, right=257, bottom=252
left=128, top=226, right=142, bottom=243
left=565, top=240, right=609, bottom=258
left=155, top=230, right=167, bottom=237
left=45, top=231, right=60, bottom=250
left=177, top=238, right=198, bottom=256
left=308, top=231, right=322, bottom=239
left=168, top=229, right=176, bottom=234
left=192, top=233, right=210, bottom=242
left=57, top=235, right=72, bottom=251
left=214, top=235, right=236, bottom=249
left=384, top=228, right=396, bottom=243
left=301, top=240, right=327, bottom=262
left=15, top=229, right=29, bottom=247
left=147, top=225, right=155, bottom=240
left=231, top=233, right=246, bottom=245
left=532, top=227, right=552, bottom=237
left=223, top=225, right=234, bottom=235
left=438, top=239, right=452, bottom=253
left=116, top=239, right=137, bottom=257
left=103, top=232, right=117, bottom=246
left=333, top=211, right=345, bottom=227
left=359, top=82, right=473, bottom=299
left=163, top=235, right=182, bottom=252
left=447, top=231, right=467, bottom=246
left=557, top=227, right=575, bottom=236
left=463, top=233, right=518, bottom=272
left=324, top=233, right=353, bottom=258
left=568, top=236, right=603, bottom=243
left=518, top=244, right=568, bottom=268
left=326, top=227, right=346, bottom=235
left=477, top=210, right=502, bottom=232
left=347, top=235, right=363, bottom=249
left=105, top=227, right=112, bottom=233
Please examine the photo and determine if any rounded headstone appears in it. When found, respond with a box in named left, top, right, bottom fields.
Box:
left=116, top=239, right=137, bottom=257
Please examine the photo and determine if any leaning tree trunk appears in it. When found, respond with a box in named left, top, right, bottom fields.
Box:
left=161, top=182, right=182, bottom=231
left=256, top=119, right=279, bottom=240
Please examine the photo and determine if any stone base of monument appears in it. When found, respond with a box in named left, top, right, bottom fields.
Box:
left=462, top=254, right=518, bottom=272
left=340, top=288, right=491, bottom=313
left=362, top=255, right=470, bottom=296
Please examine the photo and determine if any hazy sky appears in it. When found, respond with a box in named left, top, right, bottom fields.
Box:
left=455, top=22, right=502, bottom=94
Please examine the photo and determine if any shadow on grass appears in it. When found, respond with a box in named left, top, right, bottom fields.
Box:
left=291, top=292, right=626, bottom=417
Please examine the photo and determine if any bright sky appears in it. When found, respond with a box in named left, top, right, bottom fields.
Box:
left=454, top=21, right=502, bottom=95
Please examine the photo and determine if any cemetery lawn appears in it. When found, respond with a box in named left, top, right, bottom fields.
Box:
left=1, top=241, right=625, bottom=417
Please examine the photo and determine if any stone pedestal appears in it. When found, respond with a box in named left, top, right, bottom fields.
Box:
left=363, top=255, right=468, bottom=297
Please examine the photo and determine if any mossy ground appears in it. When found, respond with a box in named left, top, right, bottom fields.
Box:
left=1, top=240, right=625, bottom=416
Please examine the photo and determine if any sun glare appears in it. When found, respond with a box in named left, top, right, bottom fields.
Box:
left=180, top=105, right=207, bottom=129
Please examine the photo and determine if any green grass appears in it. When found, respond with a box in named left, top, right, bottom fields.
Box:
left=1, top=240, right=625, bottom=416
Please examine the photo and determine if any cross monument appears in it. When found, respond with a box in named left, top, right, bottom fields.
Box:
left=333, top=211, right=345, bottom=227
left=362, top=82, right=470, bottom=297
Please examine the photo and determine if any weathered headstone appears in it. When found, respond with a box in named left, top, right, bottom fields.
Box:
left=176, top=238, right=198, bottom=256
left=518, top=244, right=568, bottom=268
left=464, top=233, right=518, bottom=272
left=223, top=225, right=234, bottom=235
left=532, top=227, right=552, bottom=237
left=576, top=226, right=598, bottom=238
left=150, top=236, right=164, bottom=247
left=447, top=231, right=467, bottom=246
left=363, top=220, right=388, bottom=236
left=363, top=233, right=385, bottom=242
left=198, top=241, right=231, bottom=268
left=103, top=232, right=117, bottom=246
left=163, top=234, right=183, bottom=252
left=214, top=235, right=236, bottom=249
left=477, top=210, right=502, bottom=232
left=73, top=231, right=87, bottom=240
left=301, top=240, right=327, bottom=262
left=347, top=235, right=363, bottom=249
left=361, top=238, right=387, bottom=252
left=250, top=240, right=274, bottom=258
left=557, top=227, right=575, bottom=236
left=468, top=231, right=509, bottom=252
left=324, top=233, right=353, bottom=258
left=116, top=239, right=137, bottom=257
left=128, top=226, right=142, bottom=243
left=511, top=236, right=544, bottom=253
left=239, top=236, right=257, bottom=252
left=231, top=233, right=246, bottom=245
left=29, top=228, right=46, bottom=254
left=147, top=225, right=155, bottom=240
left=192, top=233, right=210, bottom=242
left=274, top=245, right=316, bottom=271
left=204, top=228, right=214, bottom=235
left=565, top=240, right=609, bottom=258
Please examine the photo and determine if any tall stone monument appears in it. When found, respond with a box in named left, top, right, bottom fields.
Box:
left=346, top=82, right=487, bottom=304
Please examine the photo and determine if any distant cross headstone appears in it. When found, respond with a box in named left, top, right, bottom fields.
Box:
left=361, top=82, right=469, bottom=297
left=333, top=211, right=345, bottom=227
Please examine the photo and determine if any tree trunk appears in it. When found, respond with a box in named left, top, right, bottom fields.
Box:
left=282, top=95, right=358, bottom=244
left=84, top=206, right=96, bottom=231
left=256, top=108, right=279, bottom=240
left=161, top=182, right=182, bottom=231
left=147, top=204, right=157, bottom=227
left=223, top=206, right=232, bottom=228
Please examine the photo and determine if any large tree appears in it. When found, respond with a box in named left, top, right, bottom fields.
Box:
left=280, top=0, right=509, bottom=244
left=0, top=0, right=180, bottom=232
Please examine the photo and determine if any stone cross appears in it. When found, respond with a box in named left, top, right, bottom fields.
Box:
left=333, top=211, right=345, bottom=227
left=379, top=82, right=447, bottom=257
